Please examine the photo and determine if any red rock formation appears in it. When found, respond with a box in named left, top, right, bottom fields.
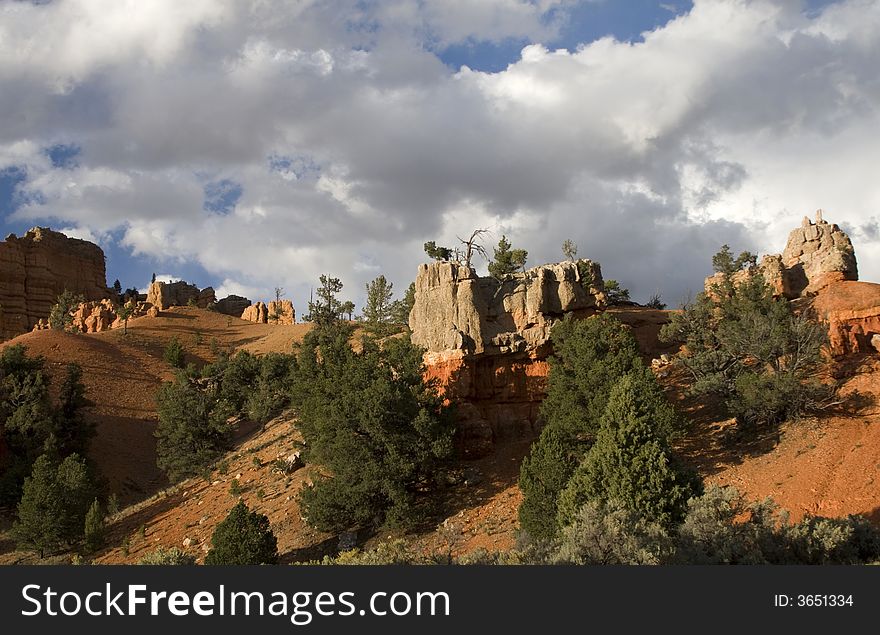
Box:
left=810, top=281, right=880, bottom=356
left=0, top=227, right=109, bottom=340
left=241, top=300, right=295, bottom=324
left=411, top=259, right=606, bottom=457
left=146, top=281, right=215, bottom=310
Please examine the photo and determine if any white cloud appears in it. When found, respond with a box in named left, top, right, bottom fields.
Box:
left=2, top=0, right=880, bottom=311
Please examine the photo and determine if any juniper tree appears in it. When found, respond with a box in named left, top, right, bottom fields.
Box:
left=205, top=501, right=278, bottom=565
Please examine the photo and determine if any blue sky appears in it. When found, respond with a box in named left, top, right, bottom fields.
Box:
left=0, top=0, right=872, bottom=310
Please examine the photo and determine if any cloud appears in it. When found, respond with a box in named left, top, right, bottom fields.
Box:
left=2, top=0, right=880, bottom=311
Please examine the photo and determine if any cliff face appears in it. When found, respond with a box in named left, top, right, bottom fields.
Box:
left=410, top=260, right=605, bottom=456
left=241, top=300, right=295, bottom=324
left=0, top=227, right=108, bottom=340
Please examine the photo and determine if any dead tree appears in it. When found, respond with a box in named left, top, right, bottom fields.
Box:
left=457, top=228, right=490, bottom=269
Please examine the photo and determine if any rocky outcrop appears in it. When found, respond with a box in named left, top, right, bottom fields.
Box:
left=705, top=211, right=857, bottom=300
left=214, top=295, right=251, bottom=317
left=0, top=227, right=109, bottom=340
left=410, top=260, right=605, bottom=456
left=32, top=299, right=156, bottom=334
left=810, top=281, right=880, bottom=356
left=146, top=281, right=216, bottom=310
left=241, top=300, right=295, bottom=324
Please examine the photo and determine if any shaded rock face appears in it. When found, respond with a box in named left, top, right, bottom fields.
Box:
left=705, top=211, right=857, bottom=300
left=146, top=281, right=216, bottom=310
left=810, top=281, right=880, bottom=356
left=0, top=227, right=108, bottom=340
left=241, top=300, right=295, bottom=324
left=214, top=295, right=251, bottom=317
left=410, top=260, right=605, bottom=457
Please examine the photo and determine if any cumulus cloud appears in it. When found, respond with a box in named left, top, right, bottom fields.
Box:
left=2, top=0, right=880, bottom=310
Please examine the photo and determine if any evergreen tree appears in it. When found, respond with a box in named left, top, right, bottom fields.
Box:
left=488, top=235, right=528, bottom=278
left=292, top=330, right=454, bottom=532
left=562, top=239, right=578, bottom=262
left=423, top=241, right=452, bottom=261
left=363, top=275, right=396, bottom=335
left=83, top=498, right=105, bottom=552
left=163, top=336, right=185, bottom=368
left=155, top=375, right=231, bottom=482
left=391, top=282, right=416, bottom=327
left=557, top=373, right=700, bottom=529
left=112, top=279, right=123, bottom=300
left=53, top=363, right=93, bottom=457
left=116, top=302, right=133, bottom=335
left=307, top=275, right=345, bottom=325
left=603, top=279, right=630, bottom=305
left=48, top=289, right=84, bottom=331
left=518, top=314, right=643, bottom=540
left=13, top=453, right=96, bottom=557
left=205, top=501, right=278, bottom=565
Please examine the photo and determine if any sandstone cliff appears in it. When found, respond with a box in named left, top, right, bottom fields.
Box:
left=410, top=260, right=605, bottom=456
left=0, top=227, right=109, bottom=340
left=146, top=281, right=216, bottom=310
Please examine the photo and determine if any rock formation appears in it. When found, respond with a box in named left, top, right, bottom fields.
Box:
left=214, top=295, right=251, bottom=317
left=0, top=227, right=109, bottom=340
left=32, top=298, right=157, bottom=334
left=146, top=281, right=216, bottom=310
left=410, top=259, right=605, bottom=456
left=241, top=300, right=295, bottom=324
left=705, top=211, right=857, bottom=300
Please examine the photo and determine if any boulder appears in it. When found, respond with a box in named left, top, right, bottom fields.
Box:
left=214, top=294, right=251, bottom=316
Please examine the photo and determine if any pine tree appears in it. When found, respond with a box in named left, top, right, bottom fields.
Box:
left=205, top=501, right=278, bottom=565
left=488, top=235, right=528, bottom=278
left=48, top=290, right=85, bottom=331
left=391, top=282, right=416, bottom=327
left=562, top=239, right=578, bottom=262
left=112, top=279, right=123, bottom=300
left=307, top=275, right=345, bottom=325
left=363, top=275, right=396, bottom=334
left=557, top=372, right=700, bottom=529
left=84, top=498, right=105, bottom=552
left=423, top=241, right=452, bottom=261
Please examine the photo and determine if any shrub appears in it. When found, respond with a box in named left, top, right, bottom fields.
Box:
left=557, top=372, right=700, bottom=529
left=53, top=363, right=93, bottom=457
left=660, top=245, right=830, bottom=430
left=205, top=501, right=278, bottom=565
left=139, top=546, right=197, bottom=565
left=552, top=500, right=674, bottom=565
left=784, top=515, right=880, bottom=565
left=293, top=327, right=454, bottom=532
left=163, top=337, right=186, bottom=368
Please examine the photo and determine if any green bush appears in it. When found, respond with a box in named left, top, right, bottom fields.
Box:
left=292, top=326, right=454, bottom=532
left=163, top=337, right=186, bottom=368
left=557, top=371, right=700, bottom=529
left=139, top=546, right=197, bottom=565
left=660, top=245, right=830, bottom=430
left=205, top=501, right=278, bottom=565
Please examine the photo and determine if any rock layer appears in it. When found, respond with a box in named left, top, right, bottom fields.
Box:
left=214, top=295, right=251, bottom=317
left=410, top=260, right=605, bottom=456
left=0, top=227, right=108, bottom=340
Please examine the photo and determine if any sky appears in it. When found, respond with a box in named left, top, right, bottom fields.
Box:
left=2, top=0, right=878, bottom=312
